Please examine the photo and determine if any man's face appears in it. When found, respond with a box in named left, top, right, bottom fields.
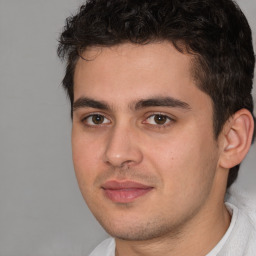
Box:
left=72, top=42, right=224, bottom=240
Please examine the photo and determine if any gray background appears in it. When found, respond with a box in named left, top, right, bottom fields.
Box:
left=0, top=0, right=255, bottom=255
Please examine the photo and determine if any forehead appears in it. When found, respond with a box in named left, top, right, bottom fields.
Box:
left=73, top=42, right=210, bottom=112
left=78, top=41, right=192, bottom=69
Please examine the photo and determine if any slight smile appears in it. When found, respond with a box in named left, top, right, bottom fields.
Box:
left=102, top=180, right=154, bottom=203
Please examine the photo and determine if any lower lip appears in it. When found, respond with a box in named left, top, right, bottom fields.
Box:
left=103, top=188, right=153, bottom=203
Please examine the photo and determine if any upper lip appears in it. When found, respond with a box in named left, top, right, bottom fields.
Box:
left=102, top=180, right=153, bottom=190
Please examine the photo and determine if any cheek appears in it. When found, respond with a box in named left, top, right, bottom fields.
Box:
left=144, top=128, right=217, bottom=190
left=72, top=131, right=104, bottom=189
left=149, top=138, right=218, bottom=219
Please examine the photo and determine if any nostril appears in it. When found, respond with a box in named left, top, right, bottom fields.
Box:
left=104, top=150, right=143, bottom=168
left=104, top=158, right=133, bottom=169
left=120, top=160, right=133, bottom=169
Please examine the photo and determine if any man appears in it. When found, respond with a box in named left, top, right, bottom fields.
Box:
left=57, top=0, right=256, bottom=255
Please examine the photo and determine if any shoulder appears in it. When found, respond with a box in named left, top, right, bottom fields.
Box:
left=89, top=238, right=115, bottom=256
left=223, top=186, right=256, bottom=255
left=226, top=185, right=256, bottom=224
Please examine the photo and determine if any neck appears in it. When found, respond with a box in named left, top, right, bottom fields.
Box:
left=115, top=202, right=231, bottom=256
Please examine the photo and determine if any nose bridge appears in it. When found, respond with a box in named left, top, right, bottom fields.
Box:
left=103, top=121, right=143, bottom=168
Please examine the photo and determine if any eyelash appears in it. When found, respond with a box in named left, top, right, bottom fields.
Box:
left=143, top=113, right=175, bottom=128
left=81, top=113, right=175, bottom=129
left=81, top=113, right=111, bottom=127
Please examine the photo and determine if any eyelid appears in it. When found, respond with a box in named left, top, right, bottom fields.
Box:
left=143, top=112, right=176, bottom=126
left=81, top=112, right=112, bottom=126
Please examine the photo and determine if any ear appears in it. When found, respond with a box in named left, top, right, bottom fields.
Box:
left=218, top=109, right=254, bottom=169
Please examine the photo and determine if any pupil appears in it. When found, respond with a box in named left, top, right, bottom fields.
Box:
left=154, top=115, right=167, bottom=125
left=92, top=115, right=103, bottom=124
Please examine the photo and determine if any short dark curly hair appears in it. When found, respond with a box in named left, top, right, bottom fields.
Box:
left=57, top=0, right=255, bottom=188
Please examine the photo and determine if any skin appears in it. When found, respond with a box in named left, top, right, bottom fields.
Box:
left=72, top=42, right=231, bottom=256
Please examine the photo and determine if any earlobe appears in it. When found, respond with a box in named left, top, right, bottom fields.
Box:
left=219, top=109, right=254, bottom=169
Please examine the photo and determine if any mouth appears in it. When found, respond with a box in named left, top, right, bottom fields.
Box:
left=101, top=180, right=154, bottom=203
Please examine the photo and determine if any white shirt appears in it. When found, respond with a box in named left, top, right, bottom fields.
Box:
left=89, top=188, right=256, bottom=256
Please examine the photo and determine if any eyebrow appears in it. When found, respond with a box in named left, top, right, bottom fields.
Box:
left=134, top=97, right=191, bottom=111
left=72, top=96, right=191, bottom=112
left=73, top=97, right=110, bottom=111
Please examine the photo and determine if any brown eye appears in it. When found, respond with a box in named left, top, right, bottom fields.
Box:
left=92, top=115, right=105, bottom=124
left=83, top=114, right=111, bottom=126
left=144, top=114, right=173, bottom=126
left=154, top=114, right=167, bottom=125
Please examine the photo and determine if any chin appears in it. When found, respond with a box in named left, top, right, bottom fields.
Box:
left=95, top=213, right=181, bottom=241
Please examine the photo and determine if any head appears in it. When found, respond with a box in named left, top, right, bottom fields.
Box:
left=58, top=0, right=255, bottom=190
left=58, top=0, right=256, bottom=246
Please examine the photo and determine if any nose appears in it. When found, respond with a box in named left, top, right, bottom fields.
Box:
left=103, top=124, right=143, bottom=168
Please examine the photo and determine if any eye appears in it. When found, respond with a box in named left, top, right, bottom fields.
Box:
left=144, top=114, right=173, bottom=126
left=82, top=114, right=111, bottom=126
